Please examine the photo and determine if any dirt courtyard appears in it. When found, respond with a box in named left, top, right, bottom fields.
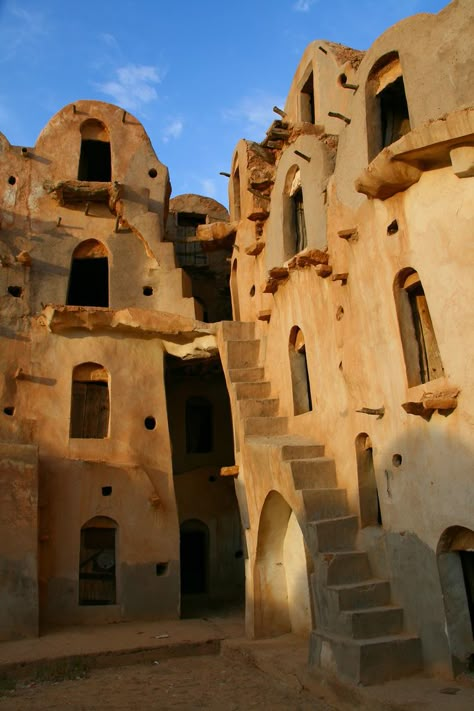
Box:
left=0, top=652, right=342, bottom=711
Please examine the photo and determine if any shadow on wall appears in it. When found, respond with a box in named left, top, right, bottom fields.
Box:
left=365, top=426, right=473, bottom=676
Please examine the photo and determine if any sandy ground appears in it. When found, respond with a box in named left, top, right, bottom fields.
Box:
left=0, top=652, right=341, bottom=711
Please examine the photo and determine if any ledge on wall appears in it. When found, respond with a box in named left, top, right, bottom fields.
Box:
left=38, top=305, right=218, bottom=359
left=355, top=107, right=474, bottom=200
left=402, top=387, right=460, bottom=420
left=44, top=180, right=121, bottom=212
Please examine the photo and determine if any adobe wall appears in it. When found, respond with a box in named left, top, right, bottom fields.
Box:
left=226, top=0, right=474, bottom=675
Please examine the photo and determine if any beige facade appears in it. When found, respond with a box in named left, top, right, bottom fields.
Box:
left=0, top=0, right=472, bottom=688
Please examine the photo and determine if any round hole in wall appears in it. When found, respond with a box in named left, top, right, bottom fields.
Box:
left=208, top=475, right=217, bottom=483
left=3, top=406, right=14, bottom=416
left=336, top=305, right=344, bottom=321
left=8, top=286, right=23, bottom=298
left=392, top=453, right=402, bottom=467
left=144, top=416, right=156, bottom=430
left=148, top=168, right=158, bottom=178
left=387, top=219, right=399, bottom=235
left=156, top=562, right=169, bottom=576
left=234, top=550, right=243, bottom=559
left=8, top=176, right=16, bottom=186
left=143, top=286, right=153, bottom=296
left=338, top=73, right=347, bottom=86
left=249, top=285, right=256, bottom=297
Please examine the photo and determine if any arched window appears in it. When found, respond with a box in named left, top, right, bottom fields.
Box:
left=79, top=516, right=117, bottom=605
left=394, top=268, right=444, bottom=386
left=185, top=396, right=213, bottom=453
left=67, top=239, right=109, bottom=307
left=78, top=119, right=111, bottom=182
left=289, top=326, right=312, bottom=415
left=70, top=362, right=110, bottom=439
left=299, top=69, right=315, bottom=123
left=366, top=52, right=411, bottom=161
left=283, top=167, right=307, bottom=257
left=230, top=258, right=240, bottom=321
left=232, top=163, right=241, bottom=221
left=355, top=433, right=382, bottom=527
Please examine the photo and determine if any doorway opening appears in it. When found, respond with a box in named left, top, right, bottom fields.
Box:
left=79, top=516, right=117, bottom=605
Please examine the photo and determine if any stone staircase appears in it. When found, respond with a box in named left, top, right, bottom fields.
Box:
left=221, top=321, right=422, bottom=685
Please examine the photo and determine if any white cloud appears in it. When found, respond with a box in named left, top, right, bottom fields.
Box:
left=222, top=91, right=286, bottom=135
left=162, top=118, right=183, bottom=143
left=293, top=0, right=316, bottom=11
left=96, top=64, right=164, bottom=111
left=200, top=179, right=217, bottom=198
left=0, top=2, right=48, bottom=63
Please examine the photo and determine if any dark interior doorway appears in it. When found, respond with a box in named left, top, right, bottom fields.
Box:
left=78, top=139, right=111, bottom=182
left=67, top=257, right=109, bottom=307
left=180, top=520, right=209, bottom=595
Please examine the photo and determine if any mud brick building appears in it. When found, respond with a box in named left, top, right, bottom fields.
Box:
left=0, top=0, right=472, bottom=686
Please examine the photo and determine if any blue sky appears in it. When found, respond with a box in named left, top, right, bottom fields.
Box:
left=0, top=0, right=448, bottom=208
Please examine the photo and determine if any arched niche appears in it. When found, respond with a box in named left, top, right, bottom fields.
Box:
left=79, top=516, right=117, bottom=605
left=254, top=491, right=312, bottom=638
left=355, top=433, right=381, bottom=527
left=67, top=239, right=109, bottom=308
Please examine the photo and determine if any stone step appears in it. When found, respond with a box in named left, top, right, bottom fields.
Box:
left=327, top=579, right=392, bottom=611
left=307, top=515, right=359, bottom=553
left=235, top=381, right=271, bottom=400
left=310, top=630, right=422, bottom=685
left=238, top=398, right=279, bottom=418
left=228, top=367, right=265, bottom=383
left=221, top=321, right=256, bottom=341
left=301, top=488, right=348, bottom=521
left=288, top=457, right=337, bottom=489
left=280, top=440, right=325, bottom=460
left=226, top=339, right=260, bottom=369
left=325, top=551, right=371, bottom=585
left=338, top=606, right=404, bottom=639
left=244, top=416, right=288, bottom=437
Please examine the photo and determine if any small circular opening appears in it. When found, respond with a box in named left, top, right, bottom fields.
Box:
left=8, top=176, right=16, bottom=186
left=234, top=550, right=243, bottom=559
left=8, top=286, right=23, bottom=298
left=387, top=219, right=399, bottom=235
left=143, top=286, right=153, bottom=296
left=144, top=416, right=156, bottom=430
left=336, top=305, right=344, bottom=321
left=148, top=168, right=158, bottom=178
left=208, top=475, right=217, bottom=483
left=392, top=453, right=402, bottom=468
left=3, top=406, right=14, bottom=416
left=249, top=285, right=256, bottom=297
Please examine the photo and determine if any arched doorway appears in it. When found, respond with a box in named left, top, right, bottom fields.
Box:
left=254, top=491, right=312, bottom=638
left=180, top=519, right=209, bottom=596
left=79, top=516, right=117, bottom=606
left=437, top=526, right=474, bottom=674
